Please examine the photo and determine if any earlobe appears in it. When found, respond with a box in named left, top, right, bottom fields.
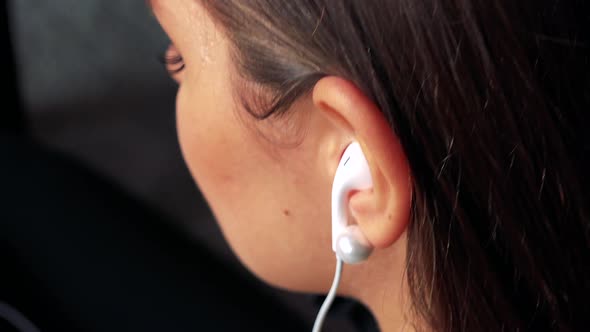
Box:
left=313, top=76, right=412, bottom=250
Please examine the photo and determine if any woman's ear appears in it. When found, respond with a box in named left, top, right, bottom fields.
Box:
left=313, top=76, right=412, bottom=249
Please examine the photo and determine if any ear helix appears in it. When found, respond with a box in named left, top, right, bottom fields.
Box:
left=331, top=142, right=374, bottom=264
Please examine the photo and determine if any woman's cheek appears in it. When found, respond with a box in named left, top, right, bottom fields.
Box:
left=175, top=85, right=191, bottom=167
left=174, top=77, right=240, bottom=198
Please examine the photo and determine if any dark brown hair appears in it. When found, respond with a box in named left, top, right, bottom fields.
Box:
left=200, top=0, right=590, bottom=330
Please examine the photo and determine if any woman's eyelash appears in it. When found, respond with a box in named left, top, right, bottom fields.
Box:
left=159, top=47, right=185, bottom=74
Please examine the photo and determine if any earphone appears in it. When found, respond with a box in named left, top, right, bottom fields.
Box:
left=331, top=141, right=374, bottom=264
left=313, top=141, right=374, bottom=332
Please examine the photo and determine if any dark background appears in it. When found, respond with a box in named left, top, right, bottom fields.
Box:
left=2, top=1, right=374, bottom=331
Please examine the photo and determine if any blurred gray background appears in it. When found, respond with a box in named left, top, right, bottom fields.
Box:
left=8, top=1, right=361, bottom=330
left=10, top=0, right=221, bottom=255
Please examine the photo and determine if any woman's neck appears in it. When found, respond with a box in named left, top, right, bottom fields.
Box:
left=342, top=233, right=424, bottom=331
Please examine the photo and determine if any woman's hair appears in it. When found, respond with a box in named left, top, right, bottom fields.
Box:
left=199, top=0, right=590, bottom=330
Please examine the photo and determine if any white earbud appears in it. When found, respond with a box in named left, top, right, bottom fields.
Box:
left=313, top=142, right=373, bottom=332
left=331, top=142, right=374, bottom=264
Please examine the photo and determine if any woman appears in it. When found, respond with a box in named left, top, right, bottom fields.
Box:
left=151, top=0, right=590, bottom=330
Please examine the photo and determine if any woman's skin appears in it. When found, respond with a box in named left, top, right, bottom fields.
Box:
left=151, top=0, right=417, bottom=330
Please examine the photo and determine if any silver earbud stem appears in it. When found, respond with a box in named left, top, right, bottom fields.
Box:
left=335, top=232, right=373, bottom=264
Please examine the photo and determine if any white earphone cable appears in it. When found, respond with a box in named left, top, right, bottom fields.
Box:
left=312, top=256, right=344, bottom=332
